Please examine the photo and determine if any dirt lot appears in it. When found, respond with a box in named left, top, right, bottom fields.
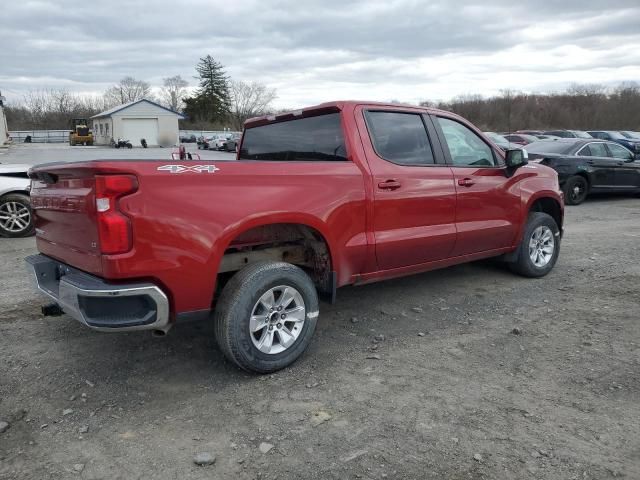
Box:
left=1, top=196, right=639, bottom=480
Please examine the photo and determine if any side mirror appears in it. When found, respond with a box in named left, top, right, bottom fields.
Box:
left=634, top=152, right=640, bottom=161
left=505, top=148, right=528, bottom=168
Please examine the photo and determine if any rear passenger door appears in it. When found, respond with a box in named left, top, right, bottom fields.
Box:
left=356, top=107, right=457, bottom=270
left=432, top=115, right=521, bottom=256
left=606, top=142, right=640, bottom=189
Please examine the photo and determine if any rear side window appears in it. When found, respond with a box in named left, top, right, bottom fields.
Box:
left=239, top=113, right=347, bottom=161
left=578, top=142, right=608, bottom=157
left=365, top=111, right=435, bottom=165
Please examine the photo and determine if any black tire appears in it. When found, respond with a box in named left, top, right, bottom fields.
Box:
left=115, top=143, right=120, bottom=149
left=127, top=144, right=132, bottom=149
left=508, top=212, right=560, bottom=278
left=214, top=261, right=319, bottom=373
left=563, top=175, right=588, bottom=205
left=0, top=193, right=35, bottom=238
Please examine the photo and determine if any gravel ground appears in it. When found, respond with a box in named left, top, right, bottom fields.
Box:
left=0, top=182, right=639, bottom=478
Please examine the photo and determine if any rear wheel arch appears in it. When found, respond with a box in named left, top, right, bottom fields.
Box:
left=213, top=220, right=336, bottom=301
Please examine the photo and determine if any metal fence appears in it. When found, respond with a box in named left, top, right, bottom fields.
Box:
left=179, top=130, right=241, bottom=138
left=7, top=129, right=243, bottom=144
left=9, top=130, right=69, bottom=143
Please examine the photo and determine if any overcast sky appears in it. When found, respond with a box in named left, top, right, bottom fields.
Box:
left=1, top=0, right=640, bottom=108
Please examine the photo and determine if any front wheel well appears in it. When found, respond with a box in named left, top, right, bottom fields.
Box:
left=218, top=223, right=333, bottom=296
left=529, top=197, right=562, bottom=230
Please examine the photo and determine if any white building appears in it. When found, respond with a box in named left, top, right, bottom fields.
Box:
left=0, top=92, right=8, bottom=145
left=91, top=99, right=185, bottom=147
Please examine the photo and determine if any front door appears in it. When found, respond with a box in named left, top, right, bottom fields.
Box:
left=576, top=142, right=618, bottom=188
left=606, top=142, right=640, bottom=189
left=432, top=115, right=521, bottom=256
left=355, top=107, right=457, bottom=270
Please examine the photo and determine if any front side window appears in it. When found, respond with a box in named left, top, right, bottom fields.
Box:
left=240, top=113, right=346, bottom=161
left=607, top=142, right=633, bottom=160
left=364, top=111, right=435, bottom=165
left=437, top=117, right=497, bottom=167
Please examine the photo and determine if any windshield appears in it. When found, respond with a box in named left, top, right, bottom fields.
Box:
left=606, top=131, right=625, bottom=140
left=572, top=131, right=593, bottom=139
left=621, top=131, right=640, bottom=139
left=525, top=140, right=576, bottom=155
left=240, top=113, right=347, bottom=161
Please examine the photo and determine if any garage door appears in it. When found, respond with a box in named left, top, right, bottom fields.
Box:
left=121, top=118, right=159, bottom=146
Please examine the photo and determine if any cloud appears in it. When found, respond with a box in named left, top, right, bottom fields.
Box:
left=1, top=0, right=639, bottom=108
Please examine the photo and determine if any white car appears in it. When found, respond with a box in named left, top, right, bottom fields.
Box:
left=0, top=163, right=34, bottom=238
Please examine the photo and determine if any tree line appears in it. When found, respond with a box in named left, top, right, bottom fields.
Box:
left=4, top=55, right=277, bottom=132
left=421, top=82, right=640, bottom=132
left=5, top=63, right=640, bottom=133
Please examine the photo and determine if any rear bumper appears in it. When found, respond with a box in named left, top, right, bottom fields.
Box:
left=25, top=254, right=170, bottom=332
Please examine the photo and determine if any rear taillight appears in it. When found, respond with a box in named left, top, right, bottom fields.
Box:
left=95, top=174, right=138, bottom=255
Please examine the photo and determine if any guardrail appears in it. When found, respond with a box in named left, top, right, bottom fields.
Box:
left=9, top=130, right=69, bottom=143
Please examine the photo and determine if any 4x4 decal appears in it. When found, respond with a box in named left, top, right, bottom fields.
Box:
left=157, top=165, right=220, bottom=174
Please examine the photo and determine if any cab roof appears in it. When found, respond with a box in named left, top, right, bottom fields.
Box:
left=244, top=100, right=451, bottom=128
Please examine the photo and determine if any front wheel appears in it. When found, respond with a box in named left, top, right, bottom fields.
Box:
left=508, top=212, right=560, bottom=278
left=214, top=261, right=319, bottom=373
left=563, top=176, right=588, bottom=205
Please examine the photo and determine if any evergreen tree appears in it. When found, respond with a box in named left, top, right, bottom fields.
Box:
left=183, top=55, right=231, bottom=123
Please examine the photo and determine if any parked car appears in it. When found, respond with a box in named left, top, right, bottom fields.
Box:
left=586, top=131, right=640, bottom=153
left=516, top=130, right=544, bottom=136
left=222, top=133, right=242, bottom=152
left=0, top=163, right=34, bottom=238
left=620, top=131, right=640, bottom=140
left=502, top=134, right=538, bottom=145
left=179, top=134, right=197, bottom=143
left=525, top=139, right=640, bottom=205
left=197, top=136, right=215, bottom=150
left=483, top=132, right=511, bottom=150
left=25, top=101, right=563, bottom=373
left=213, top=134, right=232, bottom=151
left=534, top=134, right=562, bottom=140
left=542, top=130, right=592, bottom=139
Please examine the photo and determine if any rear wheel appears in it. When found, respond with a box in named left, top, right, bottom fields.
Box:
left=214, top=261, right=319, bottom=373
left=563, top=175, right=588, bottom=205
left=0, top=193, right=35, bottom=238
left=508, top=212, right=560, bottom=278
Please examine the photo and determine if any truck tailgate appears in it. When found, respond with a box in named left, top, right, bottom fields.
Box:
left=30, top=163, right=102, bottom=275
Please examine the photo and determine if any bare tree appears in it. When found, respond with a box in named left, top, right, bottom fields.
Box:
left=159, top=75, right=188, bottom=112
left=229, top=80, right=277, bottom=130
left=104, top=76, right=152, bottom=107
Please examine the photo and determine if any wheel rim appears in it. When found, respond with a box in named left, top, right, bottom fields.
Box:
left=528, top=226, right=555, bottom=268
left=570, top=180, right=586, bottom=202
left=249, top=285, right=306, bottom=355
left=0, top=202, right=31, bottom=233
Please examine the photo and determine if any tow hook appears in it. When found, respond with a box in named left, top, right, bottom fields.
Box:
left=42, top=303, right=64, bottom=316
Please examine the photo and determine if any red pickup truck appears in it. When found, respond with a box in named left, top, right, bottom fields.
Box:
left=26, top=101, right=564, bottom=373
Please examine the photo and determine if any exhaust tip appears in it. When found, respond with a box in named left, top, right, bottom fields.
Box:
left=152, top=329, right=167, bottom=338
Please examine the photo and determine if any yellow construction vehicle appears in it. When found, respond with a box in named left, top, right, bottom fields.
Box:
left=69, top=118, right=93, bottom=146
